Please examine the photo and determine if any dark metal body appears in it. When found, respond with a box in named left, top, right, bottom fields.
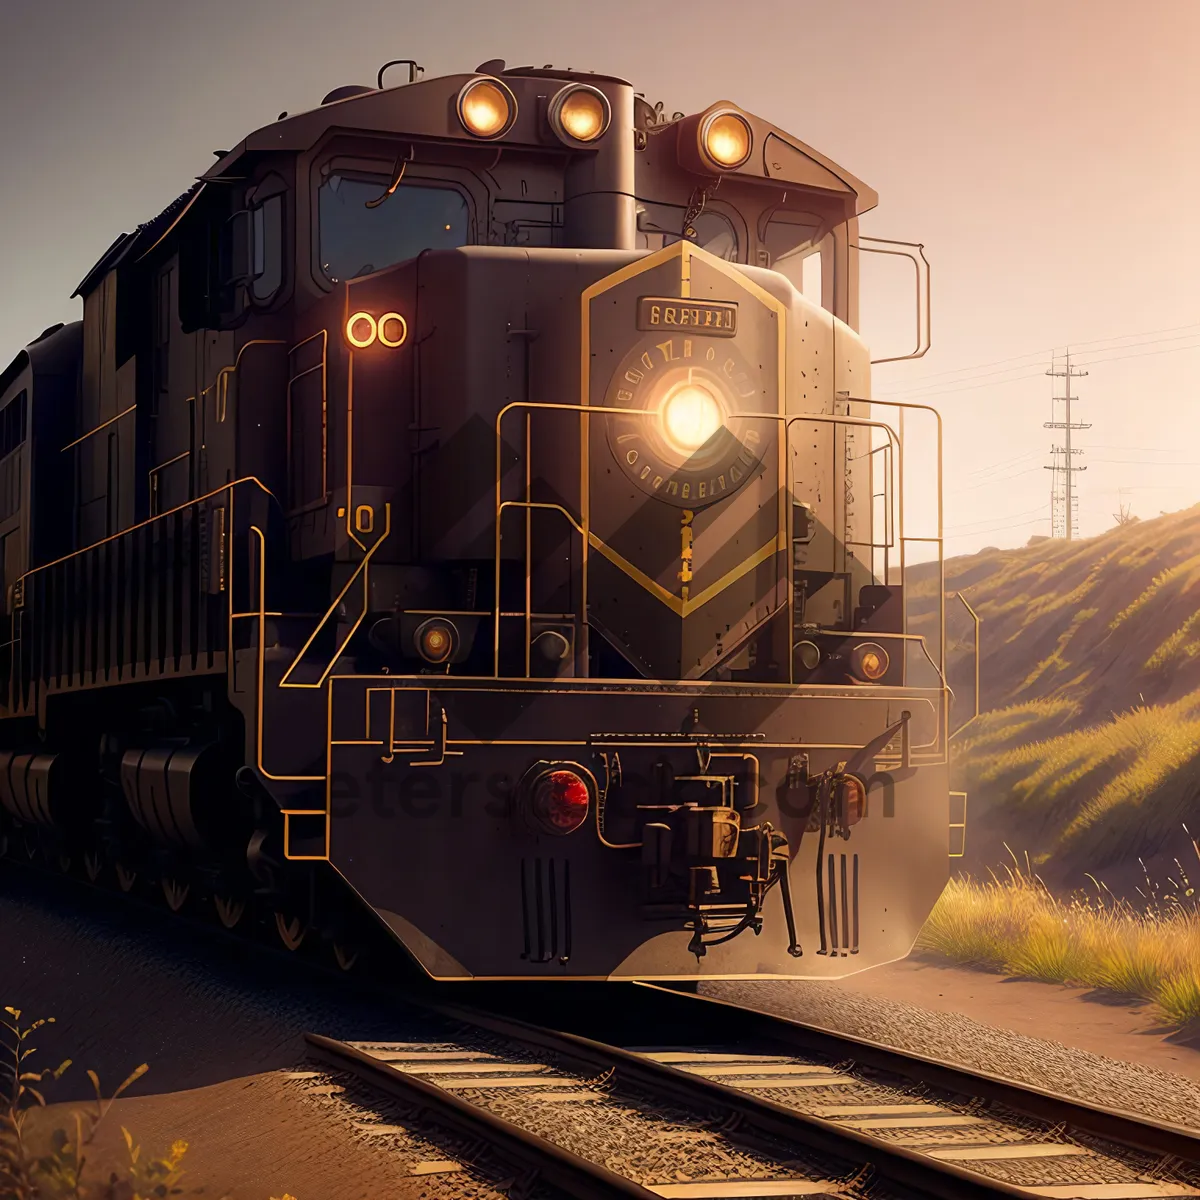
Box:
left=0, top=63, right=951, bottom=979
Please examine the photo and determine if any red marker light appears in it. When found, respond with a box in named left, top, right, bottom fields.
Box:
left=530, top=769, right=590, bottom=835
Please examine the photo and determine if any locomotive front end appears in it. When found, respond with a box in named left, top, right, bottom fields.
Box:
left=214, top=64, right=958, bottom=980
left=288, top=214, right=951, bottom=979
left=0, top=60, right=956, bottom=980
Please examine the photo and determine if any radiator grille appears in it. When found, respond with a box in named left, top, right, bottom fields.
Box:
left=520, top=857, right=573, bottom=964
left=824, top=851, right=860, bottom=957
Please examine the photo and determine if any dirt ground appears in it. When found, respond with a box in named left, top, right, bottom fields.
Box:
left=6, top=863, right=1200, bottom=1199
left=19, top=1072, right=444, bottom=1200
left=826, top=952, right=1200, bottom=1082
left=0, top=866, right=492, bottom=1200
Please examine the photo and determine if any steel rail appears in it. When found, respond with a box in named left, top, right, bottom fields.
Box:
left=631, top=984, right=1200, bottom=1168
left=305, top=1032, right=657, bottom=1199
left=391, top=996, right=1047, bottom=1200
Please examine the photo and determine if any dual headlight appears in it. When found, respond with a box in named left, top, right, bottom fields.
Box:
left=456, top=75, right=755, bottom=176
left=457, top=76, right=611, bottom=145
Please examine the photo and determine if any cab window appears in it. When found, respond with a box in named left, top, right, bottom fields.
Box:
left=636, top=202, right=739, bottom=261
left=763, top=213, right=825, bottom=306
left=318, top=172, right=470, bottom=284
left=251, top=194, right=284, bottom=302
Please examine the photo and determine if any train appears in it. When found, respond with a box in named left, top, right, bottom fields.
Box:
left=0, top=57, right=961, bottom=980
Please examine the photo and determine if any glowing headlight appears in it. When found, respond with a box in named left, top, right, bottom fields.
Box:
left=457, top=76, right=516, bottom=139
left=415, top=617, right=457, bottom=664
left=701, top=111, right=752, bottom=169
left=851, top=642, right=889, bottom=682
left=549, top=84, right=610, bottom=144
left=661, top=381, right=724, bottom=454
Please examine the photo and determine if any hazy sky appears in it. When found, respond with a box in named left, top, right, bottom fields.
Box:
left=2, top=0, right=1198, bottom=556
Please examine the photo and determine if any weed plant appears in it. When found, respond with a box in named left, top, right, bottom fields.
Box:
left=0, top=1008, right=297, bottom=1199
left=918, top=840, right=1200, bottom=1026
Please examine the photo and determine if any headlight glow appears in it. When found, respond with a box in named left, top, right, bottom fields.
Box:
left=457, top=77, right=515, bottom=139
left=851, top=642, right=890, bottom=682
left=415, top=617, right=457, bottom=664
left=702, top=111, right=752, bottom=169
left=550, top=84, right=610, bottom=144
left=661, top=381, right=724, bottom=454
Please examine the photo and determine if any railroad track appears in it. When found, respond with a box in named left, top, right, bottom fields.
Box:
left=304, top=987, right=1200, bottom=1200
left=10, top=859, right=1199, bottom=1197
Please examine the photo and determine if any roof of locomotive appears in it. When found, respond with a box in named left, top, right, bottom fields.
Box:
left=203, top=63, right=878, bottom=215
left=72, top=184, right=203, bottom=300
left=70, top=62, right=878, bottom=302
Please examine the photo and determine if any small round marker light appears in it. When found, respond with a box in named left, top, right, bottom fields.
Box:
left=457, top=76, right=516, bottom=139
left=840, top=774, right=868, bottom=825
left=850, top=642, right=889, bottom=682
left=794, top=640, right=821, bottom=672
left=549, top=84, right=611, bottom=144
left=701, top=111, right=752, bottom=169
left=533, top=629, right=571, bottom=662
left=415, top=618, right=457, bottom=664
left=529, top=768, right=591, bottom=836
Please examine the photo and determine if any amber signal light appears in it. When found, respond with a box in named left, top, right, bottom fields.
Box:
left=345, top=311, right=408, bottom=349
left=839, top=774, right=868, bottom=826
left=850, top=642, right=889, bottom=682
left=415, top=617, right=457, bottom=664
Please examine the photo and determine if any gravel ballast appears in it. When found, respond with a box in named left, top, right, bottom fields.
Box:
left=704, top=977, right=1200, bottom=1131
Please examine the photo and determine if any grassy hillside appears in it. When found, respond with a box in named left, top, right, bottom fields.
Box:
left=911, top=505, right=1200, bottom=889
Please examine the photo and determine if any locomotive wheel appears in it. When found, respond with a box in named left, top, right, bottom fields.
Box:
left=213, top=895, right=246, bottom=930
left=274, top=912, right=306, bottom=952
left=162, top=878, right=190, bottom=912
left=84, top=851, right=103, bottom=883
left=115, top=863, right=137, bottom=893
left=332, top=942, right=359, bottom=972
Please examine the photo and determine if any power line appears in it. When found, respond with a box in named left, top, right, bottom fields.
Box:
left=949, top=465, right=1047, bottom=493
left=1075, top=340, right=1200, bottom=369
left=945, top=516, right=1049, bottom=540
left=875, top=318, right=1200, bottom=394
left=1088, top=458, right=1200, bottom=467
left=876, top=331, right=1200, bottom=402
left=945, top=503, right=1048, bottom=532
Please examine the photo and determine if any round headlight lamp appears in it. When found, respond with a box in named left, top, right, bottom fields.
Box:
left=701, top=110, right=753, bottom=169
left=794, top=640, right=821, bottom=672
left=850, top=642, right=890, bottom=682
left=549, top=84, right=611, bottom=145
left=457, top=76, right=516, bottom=139
left=415, top=617, right=457, bottom=664
left=660, top=379, right=725, bottom=455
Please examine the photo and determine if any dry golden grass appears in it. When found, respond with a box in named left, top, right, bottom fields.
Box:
left=918, top=852, right=1200, bottom=1026
left=959, top=696, right=1200, bottom=862
left=1108, top=552, right=1200, bottom=632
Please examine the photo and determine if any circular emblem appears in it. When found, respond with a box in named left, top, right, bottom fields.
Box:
left=604, top=332, right=774, bottom=510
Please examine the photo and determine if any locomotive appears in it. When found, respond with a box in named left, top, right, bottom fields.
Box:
left=0, top=58, right=957, bottom=979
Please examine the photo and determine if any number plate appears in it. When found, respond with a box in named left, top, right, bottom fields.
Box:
left=636, top=297, right=738, bottom=337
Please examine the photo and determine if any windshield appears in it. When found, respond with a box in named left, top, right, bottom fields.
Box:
left=318, top=174, right=469, bottom=284
left=636, top=202, right=739, bottom=261
left=763, top=213, right=825, bottom=304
